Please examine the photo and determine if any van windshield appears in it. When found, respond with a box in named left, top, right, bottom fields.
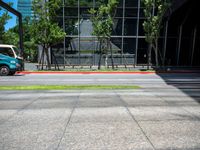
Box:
left=13, top=47, right=21, bottom=57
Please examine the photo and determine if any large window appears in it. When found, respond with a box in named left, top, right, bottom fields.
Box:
left=52, top=0, right=146, bottom=65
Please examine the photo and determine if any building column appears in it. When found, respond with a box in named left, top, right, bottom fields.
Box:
left=135, top=0, right=141, bottom=67
left=176, top=7, right=191, bottom=66
left=163, top=19, right=169, bottom=66
left=176, top=25, right=183, bottom=66
left=190, top=26, right=197, bottom=66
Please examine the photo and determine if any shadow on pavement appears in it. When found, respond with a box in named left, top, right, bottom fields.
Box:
left=156, top=72, right=200, bottom=104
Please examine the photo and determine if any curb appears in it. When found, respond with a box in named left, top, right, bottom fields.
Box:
left=16, top=70, right=200, bottom=75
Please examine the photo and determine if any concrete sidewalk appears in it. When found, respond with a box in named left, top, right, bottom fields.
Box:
left=0, top=88, right=200, bottom=150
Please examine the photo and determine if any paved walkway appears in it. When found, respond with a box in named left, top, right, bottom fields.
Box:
left=0, top=73, right=200, bottom=150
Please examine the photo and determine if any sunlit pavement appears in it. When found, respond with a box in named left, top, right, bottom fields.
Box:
left=0, top=73, right=200, bottom=150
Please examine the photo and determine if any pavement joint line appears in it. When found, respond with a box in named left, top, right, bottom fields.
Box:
left=0, top=94, right=43, bottom=126
left=180, top=107, right=200, bottom=121
left=114, top=90, right=156, bottom=150
left=55, top=93, right=80, bottom=150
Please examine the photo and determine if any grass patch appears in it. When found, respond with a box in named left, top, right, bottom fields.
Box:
left=0, top=85, right=140, bottom=90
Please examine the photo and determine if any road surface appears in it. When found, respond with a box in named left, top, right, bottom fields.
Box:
left=0, top=73, right=200, bottom=150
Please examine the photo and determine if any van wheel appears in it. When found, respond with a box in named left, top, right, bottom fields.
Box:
left=0, top=66, right=10, bottom=76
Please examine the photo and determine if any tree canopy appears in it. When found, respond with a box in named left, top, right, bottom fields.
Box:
left=89, top=0, right=118, bottom=41
left=142, top=0, right=170, bottom=67
left=31, top=0, right=66, bottom=69
left=89, top=0, right=118, bottom=69
left=0, top=4, right=11, bottom=42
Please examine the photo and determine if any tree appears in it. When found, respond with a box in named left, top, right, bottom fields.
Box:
left=2, top=28, right=18, bottom=45
left=23, top=17, right=37, bottom=62
left=142, top=0, right=170, bottom=68
left=2, top=17, right=38, bottom=62
left=0, top=5, right=11, bottom=42
left=89, top=0, right=118, bottom=69
left=31, top=0, right=66, bottom=70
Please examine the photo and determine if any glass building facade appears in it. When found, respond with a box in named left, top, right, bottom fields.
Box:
left=52, top=0, right=147, bottom=66
left=17, top=0, right=33, bottom=21
left=50, top=0, right=200, bottom=67
left=163, top=0, right=200, bottom=66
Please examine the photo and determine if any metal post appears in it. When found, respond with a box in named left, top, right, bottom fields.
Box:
left=163, top=19, right=169, bottom=66
left=191, top=26, right=197, bottom=66
left=78, top=0, right=80, bottom=65
left=18, top=14, right=24, bottom=70
left=18, top=14, right=24, bottom=57
left=121, top=0, right=125, bottom=64
left=176, top=25, right=182, bottom=66
left=63, top=0, right=66, bottom=68
left=93, top=0, right=95, bottom=66
left=135, top=0, right=140, bottom=67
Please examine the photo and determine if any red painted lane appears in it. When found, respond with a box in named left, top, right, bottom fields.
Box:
left=16, top=71, right=155, bottom=75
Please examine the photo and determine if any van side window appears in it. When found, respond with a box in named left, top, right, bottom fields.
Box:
left=0, top=48, right=14, bottom=58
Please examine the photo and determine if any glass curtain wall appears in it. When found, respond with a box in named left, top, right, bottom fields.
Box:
left=17, top=0, right=33, bottom=21
left=52, top=0, right=146, bottom=66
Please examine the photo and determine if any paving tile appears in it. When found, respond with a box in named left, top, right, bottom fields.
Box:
left=0, top=100, right=33, bottom=110
left=28, top=97, right=77, bottom=109
left=0, top=110, right=17, bottom=124
left=71, top=107, right=132, bottom=123
left=139, top=120, right=200, bottom=150
left=119, top=95, right=168, bottom=107
left=182, top=106, right=200, bottom=118
left=58, top=122, right=154, bottom=150
left=78, top=94, right=123, bottom=108
left=129, top=106, right=195, bottom=121
left=0, top=109, right=72, bottom=150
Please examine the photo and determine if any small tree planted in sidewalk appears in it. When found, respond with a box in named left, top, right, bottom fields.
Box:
left=89, top=0, right=118, bottom=70
left=31, top=0, right=66, bottom=70
left=142, top=0, right=170, bottom=68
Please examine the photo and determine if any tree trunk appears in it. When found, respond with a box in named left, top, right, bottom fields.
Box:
left=101, top=39, right=108, bottom=69
left=109, top=39, right=114, bottom=69
left=52, top=51, right=59, bottom=70
left=105, top=54, right=108, bottom=68
left=159, top=48, right=164, bottom=66
left=154, top=41, right=159, bottom=68
left=44, top=46, right=51, bottom=70
left=39, top=49, right=44, bottom=70
left=105, top=39, right=109, bottom=68
left=147, top=43, right=152, bottom=70
left=98, top=40, right=102, bottom=70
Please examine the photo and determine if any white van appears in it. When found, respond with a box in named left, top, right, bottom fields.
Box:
left=0, top=44, right=23, bottom=59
